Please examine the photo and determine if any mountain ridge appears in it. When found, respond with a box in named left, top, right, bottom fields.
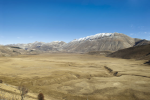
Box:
left=108, top=44, right=150, bottom=60
left=62, top=33, right=137, bottom=53
left=5, top=33, right=150, bottom=53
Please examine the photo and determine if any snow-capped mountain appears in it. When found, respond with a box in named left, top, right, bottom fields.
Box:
left=62, top=32, right=141, bottom=53
left=6, top=33, right=150, bottom=53
left=72, top=33, right=113, bottom=42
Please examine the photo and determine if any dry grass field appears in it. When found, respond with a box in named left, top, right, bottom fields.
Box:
left=0, top=53, right=150, bottom=100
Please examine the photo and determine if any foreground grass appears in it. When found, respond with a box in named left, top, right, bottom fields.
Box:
left=0, top=54, right=150, bottom=100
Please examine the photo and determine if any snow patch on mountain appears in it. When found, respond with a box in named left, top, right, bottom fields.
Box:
left=72, top=33, right=113, bottom=42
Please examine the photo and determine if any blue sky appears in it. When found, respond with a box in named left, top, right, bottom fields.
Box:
left=0, top=0, right=150, bottom=44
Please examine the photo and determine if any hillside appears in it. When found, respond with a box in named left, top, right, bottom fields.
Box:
left=108, top=44, right=150, bottom=60
left=7, top=41, right=66, bottom=52
left=62, top=33, right=136, bottom=53
left=134, top=38, right=150, bottom=46
left=0, top=45, right=38, bottom=57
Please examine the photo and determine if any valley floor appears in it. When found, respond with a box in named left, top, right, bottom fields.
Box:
left=0, top=53, right=150, bottom=100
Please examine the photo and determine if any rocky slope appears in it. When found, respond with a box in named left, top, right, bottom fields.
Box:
left=62, top=33, right=136, bottom=53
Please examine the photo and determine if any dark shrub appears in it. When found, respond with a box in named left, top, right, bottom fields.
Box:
left=0, top=80, right=2, bottom=83
left=38, top=93, right=44, bottom=100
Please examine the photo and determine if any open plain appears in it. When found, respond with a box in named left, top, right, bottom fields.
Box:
left=0, top=53, right=150, bottom=100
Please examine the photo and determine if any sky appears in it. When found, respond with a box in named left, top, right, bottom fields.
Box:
left=0, top=0, right=150, bottom=44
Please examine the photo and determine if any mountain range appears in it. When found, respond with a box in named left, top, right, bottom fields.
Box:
left=5, top=33, right=150, bottom=53
left=0, top=45, right=38, bottom=57
left=7, top=41, right=66, bottom=52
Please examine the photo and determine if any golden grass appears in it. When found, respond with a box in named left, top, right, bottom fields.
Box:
left=0, top=53, right=150, bottom=100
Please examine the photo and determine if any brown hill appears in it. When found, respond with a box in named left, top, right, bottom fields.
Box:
left=108, top=44, right=150, bottom=60
left=134, top=38, right=150, bottom=46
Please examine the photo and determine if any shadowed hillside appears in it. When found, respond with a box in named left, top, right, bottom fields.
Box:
left=108, top=44, right=150, bottom=60
left=134, top=38, right=150, bottom=46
